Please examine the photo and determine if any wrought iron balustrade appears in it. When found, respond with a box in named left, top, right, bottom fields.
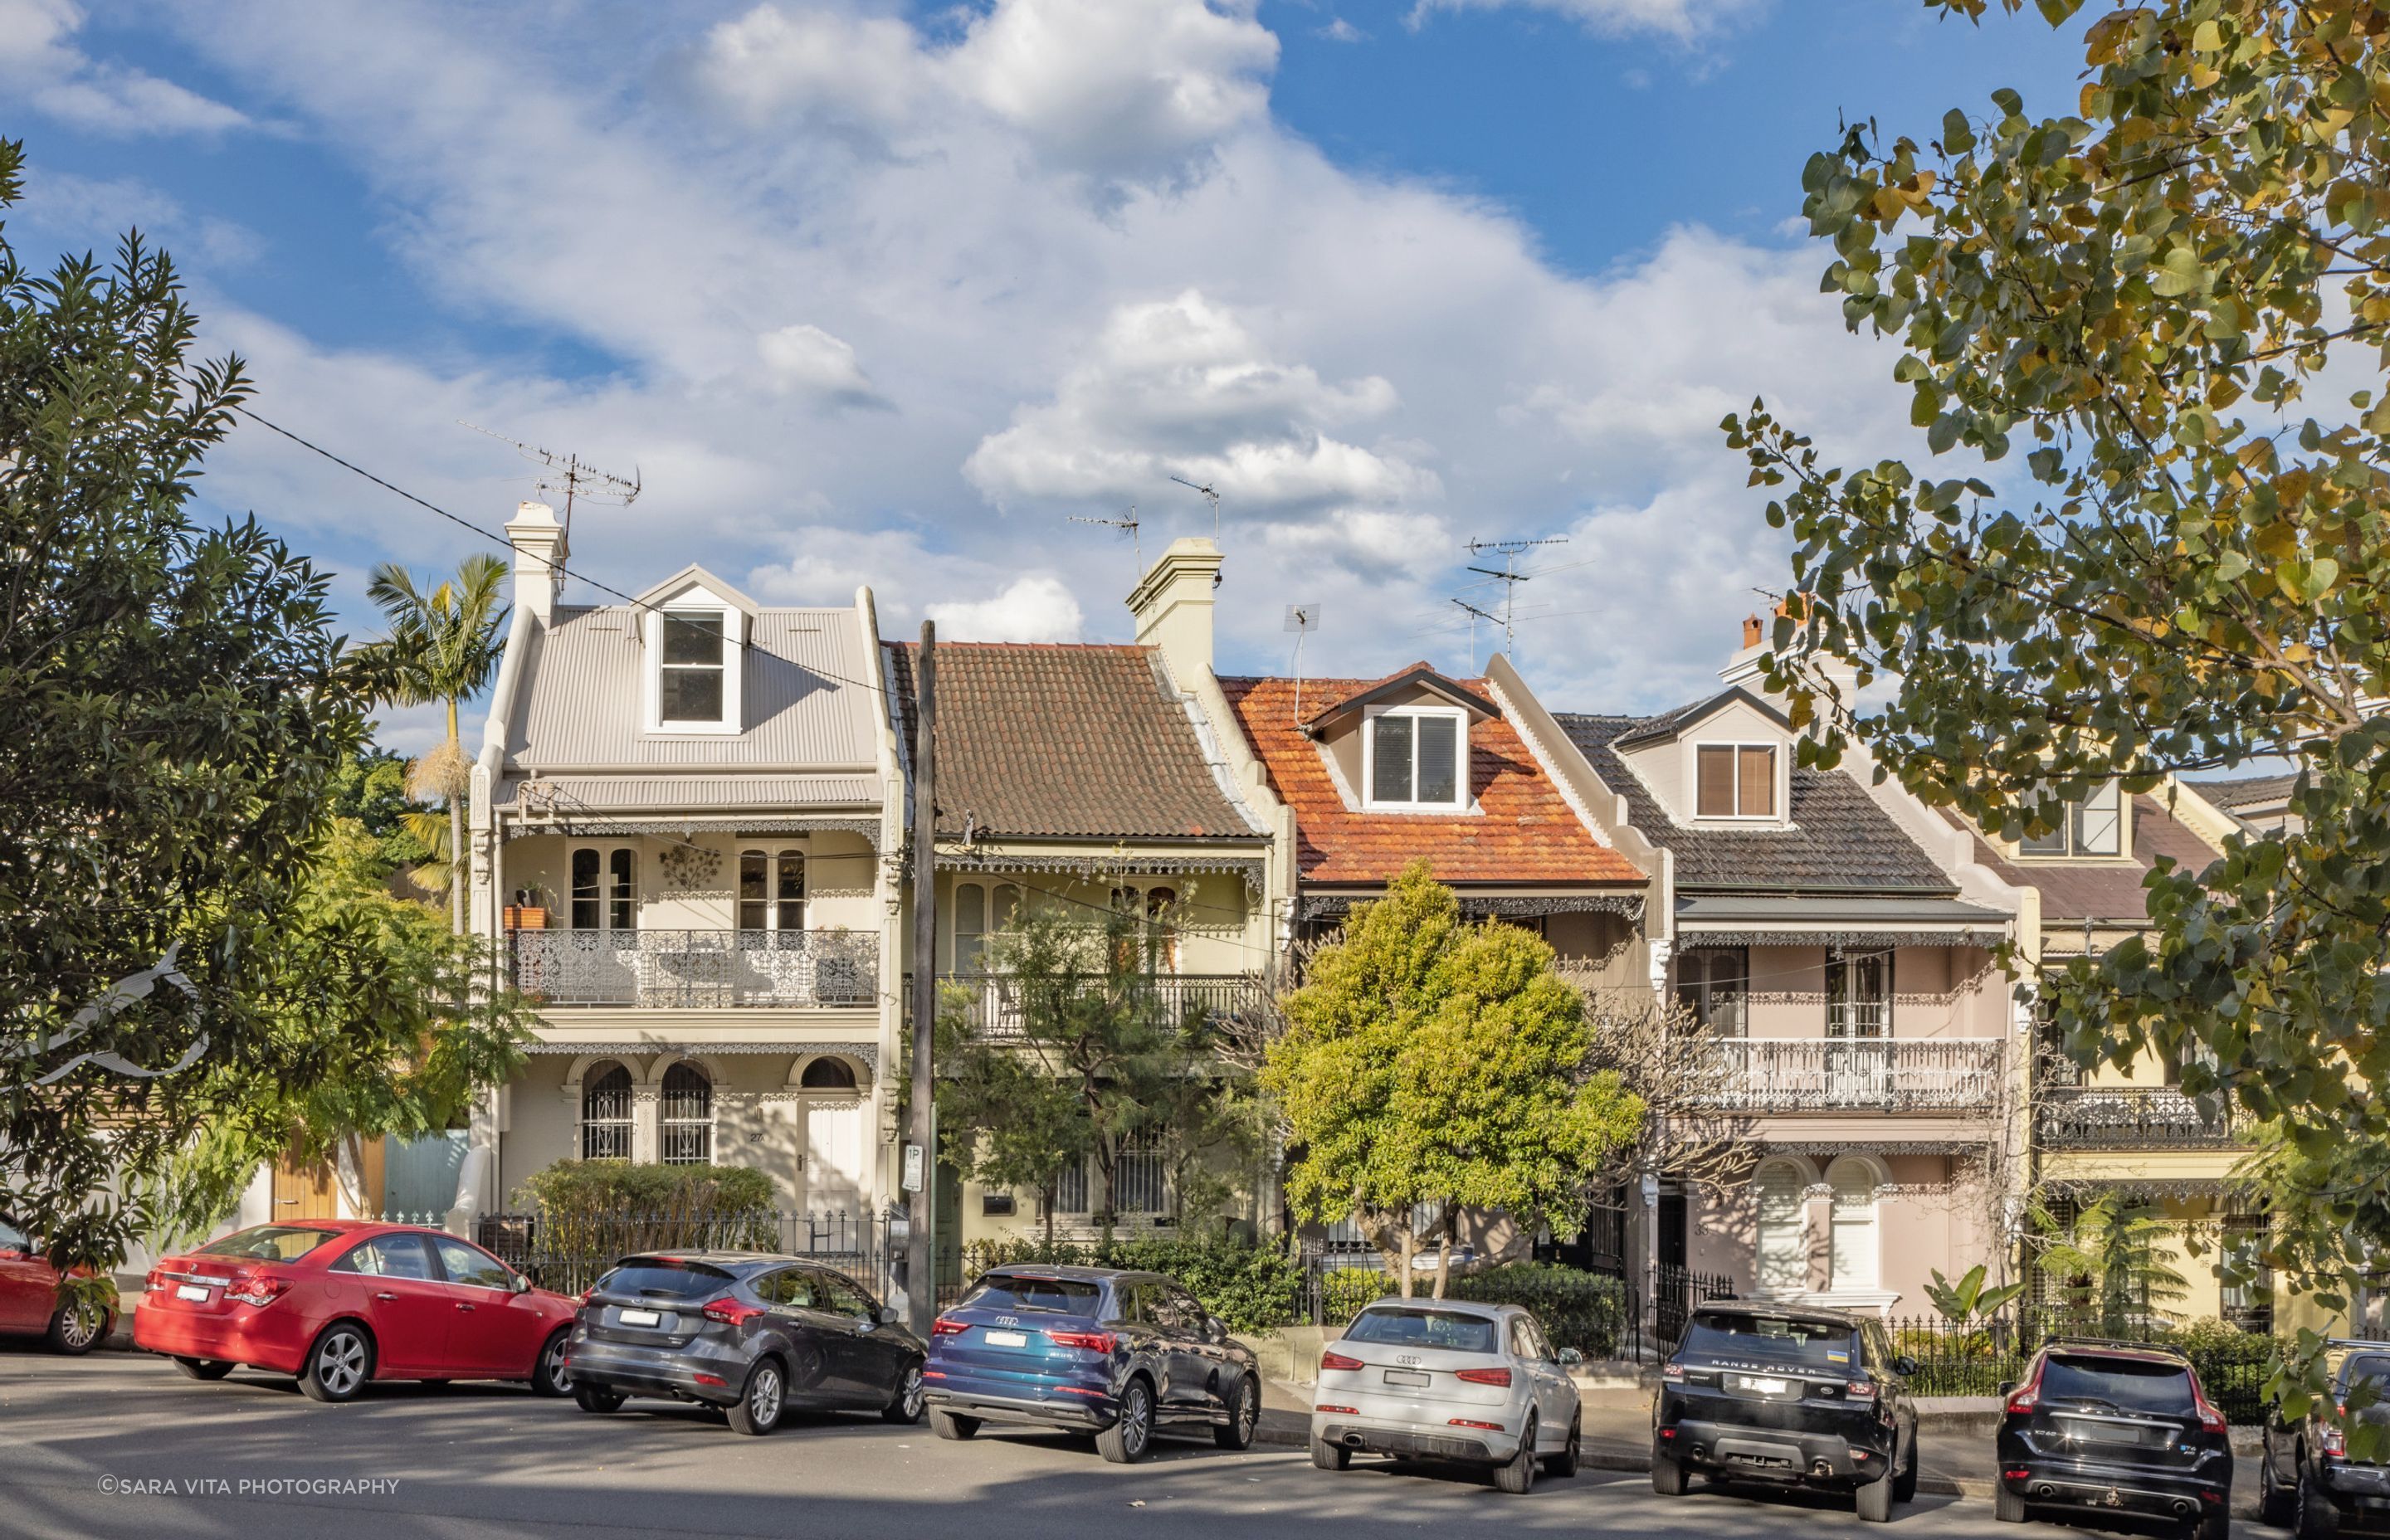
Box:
left=509, top=928, right=880, bottom=1008
left=2036, top=1085, right=2240, bottom=1148
left=1705, top=1038, right=2005, bottom=1112
left=928, top=972, right=1274, bottom=1041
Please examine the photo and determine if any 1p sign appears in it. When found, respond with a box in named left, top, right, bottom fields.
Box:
left=903, top=1143, right=924, bottom=1193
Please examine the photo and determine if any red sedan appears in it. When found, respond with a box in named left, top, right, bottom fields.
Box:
left=0, top=1217, right=113, bottom=1354
left=136, top=1221, right=580, bottom=1402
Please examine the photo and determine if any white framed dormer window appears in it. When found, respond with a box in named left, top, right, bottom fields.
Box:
left=2017, top=781, right=2124, bottom=858
left=1695, top=742, right=1780, bottom=820
left=1363, top=706, right=1468, bottom=810
left=644, top=602, right=744, bottom=734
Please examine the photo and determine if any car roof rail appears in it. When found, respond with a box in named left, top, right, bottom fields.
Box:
left=2041, top=1335, right=2193, bottom=1358
left=2325, top=1338, right=2390, bottom=1352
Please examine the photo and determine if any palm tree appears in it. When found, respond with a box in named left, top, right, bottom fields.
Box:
left=367, top=554, right=510, bottom=933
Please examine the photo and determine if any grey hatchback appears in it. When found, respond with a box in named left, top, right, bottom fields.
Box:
left=566, top=1252, right=926, bottom=1435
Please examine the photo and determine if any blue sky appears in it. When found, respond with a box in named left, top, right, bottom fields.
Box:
left=2, top=0, right=2087, bottom=748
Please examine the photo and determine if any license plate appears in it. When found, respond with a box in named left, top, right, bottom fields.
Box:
left=618, top=1308, right=661, bottom=1328
left=1737, top=1375, right=1788, bottom=1394
left=175, top=1284, right=210, bottom=1303
left=984, top=1330, right=1027, bottom=1347
left=1383, top=1368, right=1431, bottom=1387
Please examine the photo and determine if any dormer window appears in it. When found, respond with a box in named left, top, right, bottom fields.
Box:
left=659, top=612, right=727, bottom=724
left=1696, top=743, right=1778, bottom=819
left=1365, top=707, right=1466, bottom=809
left=2019, top=781, right=2123, bottom=856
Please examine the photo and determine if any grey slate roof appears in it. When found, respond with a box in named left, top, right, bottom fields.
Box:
left=1554, top=710, right=1955, bottom=894
left=2188, top=772, right=2298, bottom=811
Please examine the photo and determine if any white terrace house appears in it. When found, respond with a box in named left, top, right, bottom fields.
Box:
left=463, top=504, right=907, bottom=1222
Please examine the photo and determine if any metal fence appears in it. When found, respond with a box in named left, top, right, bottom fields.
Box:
left=1295, top=1245, right=1729, bottom=1363
left=508, top=928, right=879, bottom=1008
left=1885, top=1310, right=2277, bottom=1425
left=476, top=1208, right=892, bottom=1299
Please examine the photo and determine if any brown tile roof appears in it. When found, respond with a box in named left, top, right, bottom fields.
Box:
left=885, top=643, right=1261, bottom=842
left=1945, top=796, right=2224, bottom=923
left=1220, top=674, right=1644, bottom=887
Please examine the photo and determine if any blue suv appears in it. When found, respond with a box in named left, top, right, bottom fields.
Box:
left=924, top=1265, right=1262, bottom=1463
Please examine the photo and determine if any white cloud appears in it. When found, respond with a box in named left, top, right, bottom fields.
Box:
left=1316, top=18, right=1368, bottom=42
left=757, top=323, right=880, bottom=405
left=1409, top=0, right=1765, bottom=42
left=0, top=0, right=251, bottom=135
left=16, top=169, right=264, bottom=267
left=925, top=574, right=1086, bottom=642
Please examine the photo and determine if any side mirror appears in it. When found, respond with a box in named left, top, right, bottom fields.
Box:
left=1559, top=1348, right=1584, bottom=1367
left=1891, top=1354, right=1919, bottom=1378
left=512, top=1273, right=533, bottom=1295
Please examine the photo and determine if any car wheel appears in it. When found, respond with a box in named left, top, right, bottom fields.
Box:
left=1493, top=1415, right=1536, bottom=1494
left=1651, top=1452, right=1685, bottom=1497
left=46, top=1301, right=105, bottom=1356
left=173, top=1356, right=235, bottom=1381
left=1213, top=1375, right=1260, bottom=1452
left=573, top=1383, right=627, bottom=1414
left=1856, top=1469, right=1895, bottom=1523
left=726, top=1357, right=786, bottom=1436
left=298, top=1323, right=374, bottom=1404
left=1310, top=1435, right=1351, bottom=1471
left=2197, top=1505, right=2230, bottom=1540
left=2299, top=1469, right=2343, bottom=1540
left=930, top=1408, right=980, bottom=1441
left=1543, top=1415, right=1580, bottom=1479
left=530, top=1328, right=573, bottom=1397
left=1096, top=1377, right=1156, bottom=1464
left=1892, top=1432, right=1918, bottom=1503
left=2261, top=1452, right=2294, bottom=1528
left=1993, top=1480, right=2027, bottom=1523
left=883, top=1362, right=926, bottom=1425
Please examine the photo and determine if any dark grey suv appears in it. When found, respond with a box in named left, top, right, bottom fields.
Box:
left=567, top=1253, right=926, bottom=1435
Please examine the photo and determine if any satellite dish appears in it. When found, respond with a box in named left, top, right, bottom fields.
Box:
left=1284, top=603, right=1322, bottom=633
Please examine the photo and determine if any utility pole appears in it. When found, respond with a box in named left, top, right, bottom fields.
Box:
left=906, top=621, right=938, bottom=1335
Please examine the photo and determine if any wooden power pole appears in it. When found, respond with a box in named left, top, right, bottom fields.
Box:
left=906, top=620, right=938, bottom=1333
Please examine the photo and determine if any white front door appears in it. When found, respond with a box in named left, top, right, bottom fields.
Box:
left=802, top=1100, right=867, bottom=1216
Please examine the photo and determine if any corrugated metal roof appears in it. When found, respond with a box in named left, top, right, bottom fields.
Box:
left=496, top=774, right=880, bottom=811
left=505, top=604, right=884, bottom=770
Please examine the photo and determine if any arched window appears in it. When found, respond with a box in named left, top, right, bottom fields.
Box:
left=1753, top=1160, right=1807, bottom=1294
left=581, top=1063, right=633, bottom=1159
left=1827, top=1157, right=1880, bottom=1292
left=571, top=849, right=602, bottom=931
left=799, top=1057, right=857, bottom=1090
left=660, top=1062, right=714, bottom=1165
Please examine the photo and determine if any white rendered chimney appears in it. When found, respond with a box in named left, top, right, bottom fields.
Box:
left=504, top=500, right=568, bottom=624
left=1126, top=536, right=1222, bottom=681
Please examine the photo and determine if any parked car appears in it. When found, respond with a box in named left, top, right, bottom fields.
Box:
left=134, top=1221, right=579, bottom=1403
left=567, top=1252, right=924, bottom=1435
left=1309, top=1296, right=1583, bottom=1494
left=1994, top=1337, right=2232, bottom=1538
left=923, top=1265, right=1262, bottom=1463
left=2260, top=1336, right=2390, bottom=1537
left=1651, top=1300, right=1919, bottom=1523
left=0, top=1216, right=113, bottom=1354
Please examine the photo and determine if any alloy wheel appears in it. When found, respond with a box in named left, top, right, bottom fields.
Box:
left=544, top=1334, right=573, bottom=1393
left=1120, top=1384, right=1151, bottom=1456
left=900, top=1367, right=925, bottom=1421
left=56, top=1307, right=99, bottom=1351
left=1237, top=1379, right=1258, bottom=1441
left=319, top=1331, right=367, bottom=1398
left=751, top=1365, right=783, bottom=1427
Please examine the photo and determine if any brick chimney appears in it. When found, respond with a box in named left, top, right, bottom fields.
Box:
left=1126, top=536, right=1222, bottom=683
left=1741, top=613, right=1763, bottom=649
left=504, top=500, right=568, bottom=624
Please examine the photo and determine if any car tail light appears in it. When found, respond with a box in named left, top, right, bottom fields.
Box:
left=1456, top=1367, right=1512, bottom=1387
left=2189, top=1377, right=2227, bottom=1435
left=144, top=1268, right=163, bottom=1290
left=1448, top=1418, right=1505, bottom=1431
left=2006, top=1359, right=2046, bottom=1415
left=225, top=1270, right=289, bottom=1308
left=1662, top=1361, right=1684, bottom=1379
left=1846, top=1380, right=1877, bottom=1400
left=1046, top=1329, right=1117, bottom=1354
left=2322, top=1414, right=2348, bottom=1458
left=701, top=1298, right=765, bottom=1328
left=931, top=1317, right=969, bottom=1337
left=1319, top=1351, right=1363, bottom=1373
left=1315, top=1404, right=1358, bottom=1415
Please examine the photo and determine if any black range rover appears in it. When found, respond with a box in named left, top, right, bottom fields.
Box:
left=1994, top=1338, right=2232, bottom=1538
left=1651, top=1301, right=1920, bottom=1523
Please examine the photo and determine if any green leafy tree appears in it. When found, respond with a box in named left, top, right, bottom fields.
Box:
left=2030, top=1191, right=2188, bottom=1336
left=364, top=554, right=509, bottom=933
left=1266, top=863, right=1644, bottom=1299
left=1723, top=1, right=2390, bottom=1328
left=327, top=746, right=437, bottom=879
left=0, top=136, right=522, bottom=1274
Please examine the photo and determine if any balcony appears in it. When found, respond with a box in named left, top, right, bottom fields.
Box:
left=2036, top=1086, right=2239, bottom=1149
left=1705, top=1039, right=2006, bottom=1113
left=509, top=928, right=879, bottom=1009
left=932, top=972, right=1274, bottom=1041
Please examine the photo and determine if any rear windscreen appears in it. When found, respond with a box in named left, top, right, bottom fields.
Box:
left=2344, top=1355, right=2390, bottom=1400
left=1680, top=1314, right=1860, bottom=1367
left=1344, top=1308, right=1498, bottom=1354
left=198, top=1226, right=344, bottom=1262
left=962, top=1275, right=1103, bottom=1313
left=598, top=1260, right=734, bottom=1300
left=2041, top=1355, right=2196, bottom=1414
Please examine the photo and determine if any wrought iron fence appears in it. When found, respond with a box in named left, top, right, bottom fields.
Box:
left=1884, top=1310, right=2276, bottom=1425
left=508, top=928, right=880, bottom=1008
left=476, top=1207, right=892, bottom=1298
left=1705, top=1039, right=2006, bottom=1112
left=2036, top=1086, right=2240, bottom=1148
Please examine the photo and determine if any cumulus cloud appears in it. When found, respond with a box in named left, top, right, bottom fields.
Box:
left=0, top=0, right=251, bottom=134
left=925, top=575, right=1086, bottom=642
left=1408, top=0, right=1766, bottom=42
left=757, top=323, right=881, bottom=406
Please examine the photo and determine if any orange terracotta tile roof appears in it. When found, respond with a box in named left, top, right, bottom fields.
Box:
left=1221, top=674, right=1645, bottom=887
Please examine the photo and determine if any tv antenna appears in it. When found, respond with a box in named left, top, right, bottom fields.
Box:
left=1068, top=505, right=1142, bottom=573
left=1451, top=597, right=1502, bottom=673
left=1169, top=475, right=1221, bottom=539
left=1284, top=602, right=1322, bottom=719
left=460, top=421, right=641, bottom=543
left=1461, top=534, right=1568, bottom=662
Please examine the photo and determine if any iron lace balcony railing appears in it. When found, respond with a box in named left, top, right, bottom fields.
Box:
left=2036, top=1085, right=2240, bottom=1149
left=1705, top=1038, right=2006, bottom=1112
left=929, top=972, right=1273, bottom=1041
left=509, top=928, right=880, bottom=1008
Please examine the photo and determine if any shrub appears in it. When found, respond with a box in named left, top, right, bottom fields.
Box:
left=1324, top=1267, right=1392, bottom=1323
left=518, top=1160, right=775, bottom=1215
left=1448, top=1263, right=1627, bottom=1357
left=954, top=1232, right=1305, bottom=1335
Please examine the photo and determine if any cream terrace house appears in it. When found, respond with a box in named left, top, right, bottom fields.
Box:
left=460, top=504, right=908, bottom=1225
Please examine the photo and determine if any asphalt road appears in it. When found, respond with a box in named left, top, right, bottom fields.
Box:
left=0, top=1346, right=2292, bottom=1540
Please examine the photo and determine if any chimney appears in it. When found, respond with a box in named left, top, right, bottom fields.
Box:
left=504, top=500, right=568, bottom=624
left=1741, top=613, right=1763, bottom=649
left=1126, top=536, right=1222, bottom=683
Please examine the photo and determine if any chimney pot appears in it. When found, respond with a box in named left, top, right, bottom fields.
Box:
left=1742, top=613, right=1763, bottom=649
